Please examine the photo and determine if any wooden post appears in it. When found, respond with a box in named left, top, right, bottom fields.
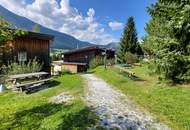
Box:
left=104, top=49, right=107, bottom=69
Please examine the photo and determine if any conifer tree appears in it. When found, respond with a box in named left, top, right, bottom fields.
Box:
left=117, top=17, right=142, bottom=63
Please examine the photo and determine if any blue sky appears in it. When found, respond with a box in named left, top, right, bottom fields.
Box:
left=68, top=0, right=157, bottom=40
left=0, top=0, right=157, bottom=44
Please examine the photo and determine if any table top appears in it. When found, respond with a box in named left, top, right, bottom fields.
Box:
left=8, top=72, right=49, bottom=80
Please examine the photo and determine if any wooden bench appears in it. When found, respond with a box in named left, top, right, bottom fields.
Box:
left=13, top=78, right=52, bottom=92
left=115, top=65, right=135, bottom=77
left=132, top=63, right=142, bottom=67
left=8, top=72, right=49, bottom=81
left=8, top=72, right=50, bottom=92
left=122, top=69, right=135, bottom=77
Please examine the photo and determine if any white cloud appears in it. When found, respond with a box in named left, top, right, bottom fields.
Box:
left=109, top=21, right=123, bottom=30
left=0, top=0, right=117, bottom=45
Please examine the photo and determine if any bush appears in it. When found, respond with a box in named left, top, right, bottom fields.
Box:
left=0, top=75, right=6, bottom=84
left=29, top=58, right=43, bottom=73
left=59, top=69, right=72, bottom=75
left=107, top=58, right=115, bottom=66
left=50, top=49, right=63, bottom=61
left=2, top=58, right=43, bottom=75
left=125, top=52, right=139, bottom=64
left=147, top=60, right=157, bottom=75
left=89, top=56, right=104, bottom=69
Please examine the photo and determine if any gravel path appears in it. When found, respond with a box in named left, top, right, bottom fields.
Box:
left=82, top=74, right=170, bottom=130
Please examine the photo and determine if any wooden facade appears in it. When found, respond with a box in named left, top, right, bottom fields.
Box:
left=2, top=32, right=54, bottom=73
left=52, top=61, right=87, bottom=74
left=64, top=46, right=115, bottom=64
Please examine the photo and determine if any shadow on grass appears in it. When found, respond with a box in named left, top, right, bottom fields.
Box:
left=26, top=80, right=61, bottom=94
left=48, top=80, right=61, bottom=88
left=85, top=70, right=96, bottom=74
left=7, top=103, right=97, bottom=130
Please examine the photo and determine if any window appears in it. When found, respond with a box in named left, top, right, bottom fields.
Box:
left=18, top=51, right=27, bottom=62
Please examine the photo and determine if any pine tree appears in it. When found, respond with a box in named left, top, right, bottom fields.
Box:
left=117, top=17, right=142, bottom=63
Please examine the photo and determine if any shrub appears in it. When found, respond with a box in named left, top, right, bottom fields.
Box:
left=125, top=52, right=139, bottom=64
left=2, top=58, right=43, bottom=75
left=89, top=56, right=104, bottom=69
left=0, top=75, right=6, bottom=84
left=29, top=58, right=43, bottom=73
left=147, top=60, right=157, bottom=75
left=50, top=49, right=63, bottom=61
left=107, top=58, right=115, bottom=66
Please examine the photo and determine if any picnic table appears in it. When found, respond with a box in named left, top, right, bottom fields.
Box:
left=114, top=65, right=135, bottom=77
left=8, top=72, right=51, bottom=92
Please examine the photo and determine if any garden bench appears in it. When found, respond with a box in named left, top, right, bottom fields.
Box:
left=115, top=65, right=135, bottom=77
left=8, top=72, right=51, bottom=92
left=13, top=78, right=52, bottom=92
left=132, top=63, right=142, bottom=67
left=122, top=69, right=135, bottom=77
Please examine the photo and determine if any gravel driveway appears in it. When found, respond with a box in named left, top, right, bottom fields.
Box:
left=82, top=74, right=170, bottom=130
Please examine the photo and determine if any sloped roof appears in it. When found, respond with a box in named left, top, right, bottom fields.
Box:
left=64, top=46, right=114, bottom=55
left=1, top=28, right=54, bottom=41
left=25, top=31, right=54, bottom=41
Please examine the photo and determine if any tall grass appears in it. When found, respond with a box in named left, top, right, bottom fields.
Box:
left=1, top=58, right=43, bottom=75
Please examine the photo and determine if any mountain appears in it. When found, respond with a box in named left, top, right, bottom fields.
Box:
left=104, top=42, right=119, bottom=50
left=0, top=5, right=94, bottom=49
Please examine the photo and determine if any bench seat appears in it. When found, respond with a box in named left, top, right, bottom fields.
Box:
left=14, top=78, right=52, bottom=88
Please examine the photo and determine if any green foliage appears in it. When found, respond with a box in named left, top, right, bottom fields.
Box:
left=89, top=57, right=115, bottom=69
left=144, top=0, right=190, bottom=83
left=89, top=56, right=104, bottom=69
left=117, top=17, right=143, bottom=63
left=59, top=69, right=72, bottom=75
left=0, top=17, right=27, bottom=42
left=50, top=49, right=64, bottom=61
left=0, top=75, right=6, bottom=84
left=0, top=17, right=27, bottom=72
left=147, top=60, right=158, bottom=75
left=30, top=58, right=43, bottom=73
left=107, top=58, right=115, bottom=66
left=125, top=52, right=139, bottom=64
left=32, top=24, right=40, bottom=33
left=2, top=58, right=43, bottom=75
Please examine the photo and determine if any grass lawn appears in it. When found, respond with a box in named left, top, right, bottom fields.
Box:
left=93, top=65, right=190, bottom=130
left=0, top=74, right=97, bottom=130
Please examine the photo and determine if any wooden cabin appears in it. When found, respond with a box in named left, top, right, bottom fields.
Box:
left=58, top=46, right=115, bottom=73
left=1, top=31, right=54, bottom=73
left=64, top=46, right=115, bottom=64
left=52, top=61, right=87, bottom=74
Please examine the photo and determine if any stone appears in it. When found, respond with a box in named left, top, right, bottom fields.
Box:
left=49, top=92, right=74, bottom=104
left=82, top=74, right=170, bottom=130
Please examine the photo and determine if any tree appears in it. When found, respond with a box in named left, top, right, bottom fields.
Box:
left=117, top=17, right=143, bottom=63
left=0, top=17, right=26, bottom=69
left=32, top=24, right=40, bottom=33
left=0, top=17, right=27, bottom=83
left=145, top=0, right=190, bottom=83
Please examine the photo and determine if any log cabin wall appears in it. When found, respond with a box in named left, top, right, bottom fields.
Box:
left=10, top=37, right=50, bottom=72
left=64, top=48, right=115, bottom=64
left=64, top=50, right=98, bottom=64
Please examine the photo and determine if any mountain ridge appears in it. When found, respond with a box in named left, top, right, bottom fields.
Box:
left=0, top=5, right=118, bottom=50
left=0, top=5, right=95, bottom=49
